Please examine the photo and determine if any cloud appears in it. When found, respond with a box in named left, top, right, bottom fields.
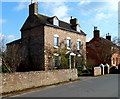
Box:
left=42, top=2, right=69, bottom=23
left=6, top=35, right=15, bottom=41
left=14, top=2, right=27, bottom=11
left=0, top=33, right=15, bottom=42
left=95, top=12, right=112, bottom=21
left=61, top=17, right=70, bottom=23
left=53, top=5, right=68, bottom=18
left=0, top=19, right=6, bottom=23
left=107, top=1, right=118, bottom=12
left=78, top=1, right=118, bottom=15
left=0, top=33, right=5, bottom=41
left=79, top=0, right=91, bottom=5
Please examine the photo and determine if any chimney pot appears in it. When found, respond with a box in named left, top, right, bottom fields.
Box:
left=93, top=27, right=100, bottom=38
left=94, top=26, right=97, bottom=30
left=106, top=33, right=111, bottom=41
left=29, top=2, right=38, bottom=16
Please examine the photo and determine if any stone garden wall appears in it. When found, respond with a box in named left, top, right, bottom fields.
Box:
left=0, top=69, right=78, bottom=94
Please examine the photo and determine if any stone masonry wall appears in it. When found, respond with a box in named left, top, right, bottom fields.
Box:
left=21, top=25, right=45, bottom=71
left=6, top=41, right=22, bottom=72
left=1, top=69, right=78, bottom=94
left=44, top=26, right=86, bottom=69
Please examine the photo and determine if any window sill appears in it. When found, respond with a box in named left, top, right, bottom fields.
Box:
left=54, top=46, right=58, bottom=49
left=67, top=47, right=71, bottom=50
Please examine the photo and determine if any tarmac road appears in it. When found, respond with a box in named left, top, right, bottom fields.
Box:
left=8, top=74, right=119, bottom=97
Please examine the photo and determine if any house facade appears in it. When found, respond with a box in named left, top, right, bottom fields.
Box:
left=6, top=3, right=86, bottom=72
left=86, top=27, right=120, bottom=68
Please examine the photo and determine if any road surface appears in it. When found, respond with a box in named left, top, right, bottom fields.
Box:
left=8, top=74, right=119, bottom=97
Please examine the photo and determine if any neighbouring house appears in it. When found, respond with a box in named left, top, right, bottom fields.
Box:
left=86, top=27, right=120, bottom=68
left=6, top=3, right=86, bottom=72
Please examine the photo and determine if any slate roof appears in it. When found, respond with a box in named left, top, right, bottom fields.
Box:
left=87, top=37, right=116, bottom=47
left=37, top=14, right=86, bottom=35
left=8, top=13, right=86, bottom=45
left=6, top=39, right=22, bottom=45
left=21, top=13, right=86, bottom=36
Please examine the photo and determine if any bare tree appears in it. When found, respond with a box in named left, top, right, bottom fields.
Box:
left=112, top=36, right=120, bottom=46
left=5, top=40, right=22, bottom=72
left=45, top=40, right=86, bottom=70
left=0, top=36, right=13, bottom=73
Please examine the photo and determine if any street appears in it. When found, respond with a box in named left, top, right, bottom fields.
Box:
left=9, top=74, right=118, bottom=97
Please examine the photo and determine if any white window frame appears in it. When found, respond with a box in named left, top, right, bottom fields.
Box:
left=67, top=37, right=71, bottom=49
left=53, top=17, right=59, bottom=26
left=54, top=34, right=59, bottom=48
left=77, top=25, right=80, bottom=32
left=77, top=39, right=81, bottom=50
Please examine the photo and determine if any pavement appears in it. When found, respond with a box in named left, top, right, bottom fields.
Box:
left=3, top=74, right=119, bottom=98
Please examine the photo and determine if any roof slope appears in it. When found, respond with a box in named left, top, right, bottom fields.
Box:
left=21, top=14, right=86, bottom=36
left=7, top=39, right=22, bottom=45
left=87, top=37, right=116, bottom=47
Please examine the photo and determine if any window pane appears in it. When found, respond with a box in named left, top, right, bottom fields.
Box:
left=77, top=41, right=81, bottom=50
left=113, top=58, right=115, bottom=64
left=67, top=39, right=71, bottom=48
left=54, top=37, right=59, bottom=46
left=54, top=19, right=59, bottom=26
left=54, top=56, right=60, bottom=67
left=77, top=25, right=80, bottom=32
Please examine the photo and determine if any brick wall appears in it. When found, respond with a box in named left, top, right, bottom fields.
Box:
left=111, top=53, right=120, bottom=66
left=1, top=69, right=78, bottom=94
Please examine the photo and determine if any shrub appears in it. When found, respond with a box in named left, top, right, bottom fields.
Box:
left=69, top=78, right=72, bottom=81
left=109, top=66, right=118, bottom=74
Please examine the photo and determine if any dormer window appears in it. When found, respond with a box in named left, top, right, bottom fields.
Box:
left=53, top=17, right=59, bottom=26
left=76, top=25, right=80, bottom=32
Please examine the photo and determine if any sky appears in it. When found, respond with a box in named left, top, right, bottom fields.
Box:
left=0, top=0, right=119, bottom=44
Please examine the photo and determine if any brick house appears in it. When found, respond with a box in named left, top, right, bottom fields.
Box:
left=6, top=3, right=86, bottom=72
left=86, top=27, right=120, bottom=68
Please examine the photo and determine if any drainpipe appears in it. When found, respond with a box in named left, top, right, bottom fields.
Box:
left=69, top=55, right=71, bottom=69
left=74, top=56, right=75, bottom=68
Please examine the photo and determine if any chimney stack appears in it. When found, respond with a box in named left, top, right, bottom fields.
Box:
left=70, top=17, right=78, bottom=25
left=93, top=26, right=100, bottom=38
left=29, top=2, right=38, bottom=16
left=106, top=33, right=111, bottom=41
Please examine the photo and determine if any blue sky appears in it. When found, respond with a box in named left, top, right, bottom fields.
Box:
left=0, top=0, right=119, bottom=43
